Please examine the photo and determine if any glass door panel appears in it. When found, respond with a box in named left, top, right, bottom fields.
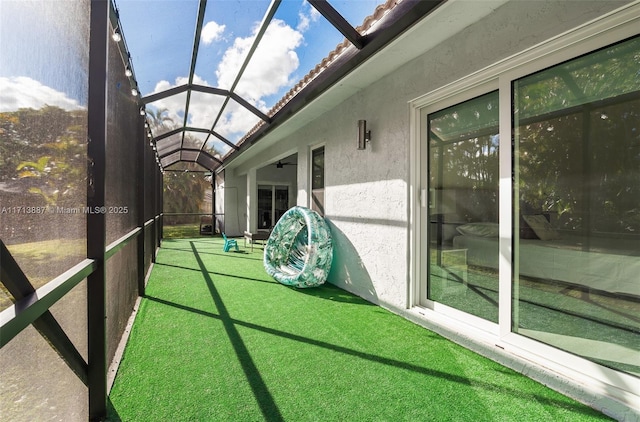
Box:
left=258, top=185, right=273, bottom=229
left=311, top=146, right=325, bottom=216
left=258, top=185, right=289, bottom=229
left=427, top=91, right=499, bottom=322
left=274, top=186, right=289, bottom=223
left=513, top=36, right=640, bottom=376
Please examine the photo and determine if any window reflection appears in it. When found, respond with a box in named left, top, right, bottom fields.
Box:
left=311, top=146, right=325, bottom=216
left=427, top=91, right=499, bottom=322
left=513, top=36, right=640, bottom=376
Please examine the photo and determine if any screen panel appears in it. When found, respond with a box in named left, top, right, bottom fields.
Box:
left=0, top=1, right=90, bottom=418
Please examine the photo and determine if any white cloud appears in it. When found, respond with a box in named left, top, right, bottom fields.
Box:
left=215, top=102, right=262, bottom=140
left=202, top=20, right=226, bottom=45
left=297, top=13, right=311, bottom=32
left=297, top=1, right=320, bottom=32
left=149, top=73, right=262, bottom=141
left=149, top=74, right=223, bottom=130
left=216, top=19, right=303, bottom=106
left=0, top=76, right=83, bottom=112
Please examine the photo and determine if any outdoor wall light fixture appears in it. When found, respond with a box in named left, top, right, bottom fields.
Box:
left=131, top=87, right=138, bottom=97
left=112, top=29, right=122, bottom=42
left=125, top=66, right=133, bottom=78
left=139, top=106, right=146, bottom=116
left=357, top=120, right=371, bottom=150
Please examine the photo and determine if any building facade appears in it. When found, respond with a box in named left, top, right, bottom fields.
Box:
left=219, top=1, right=640, bottom=418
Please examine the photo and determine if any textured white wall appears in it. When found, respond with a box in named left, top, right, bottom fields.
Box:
left=296, top=145, right=310, bottom=207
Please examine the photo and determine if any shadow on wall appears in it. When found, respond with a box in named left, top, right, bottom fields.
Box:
left=325, top=220, right=378, bottom=305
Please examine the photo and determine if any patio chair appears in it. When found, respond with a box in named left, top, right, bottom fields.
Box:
left=222, top=233, right=238, bottom=252
left=199, top=216, right=213, bottom=235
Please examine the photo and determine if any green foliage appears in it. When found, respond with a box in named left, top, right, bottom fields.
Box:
left=162, top=224, right=203, bottom=239
left=146, top=106, right=174, bottom=131
left=1, top=106, right=86, bottom=206
left=516, top=37, right=640, bottom=233
left=429, top=91, right=500, bottom=222
left=163, top=171, right=210, bottom=221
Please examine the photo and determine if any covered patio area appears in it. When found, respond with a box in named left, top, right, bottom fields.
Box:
left=2, top=0, right=639, bottom=420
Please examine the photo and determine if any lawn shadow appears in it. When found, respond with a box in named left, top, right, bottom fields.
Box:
left=154, top=262, right=275, bottom=284
left=189, top=241, right=284, bottom=422
left=290, top=283, right=376, bottom=306
left=325, top=221, right=378, bottom=304
left=157, top=244, right=262, bottom=261
left=129, top=239, right=610, bottom=421
left=105, top=397, right=122, bottom=421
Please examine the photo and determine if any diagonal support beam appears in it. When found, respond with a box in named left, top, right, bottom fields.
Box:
left=190, top=84, right=229, bottom=97
left=0, top=240, right=89, bottom=385
left=154, top=127, right=184, bottom=142
left=228, top=0, right=282, bottom=95
left=155, top=126, right=240, bottom=152
left=230, top=92, right=271, bottom=123
left=309, top=0, right=365, bottom=49
left=210, top=130, right=241, bottom=151
left=141, top=84, right=189, bottom=104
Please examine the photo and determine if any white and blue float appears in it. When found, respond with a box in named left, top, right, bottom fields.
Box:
left=263, top=206, right=333, bottom=288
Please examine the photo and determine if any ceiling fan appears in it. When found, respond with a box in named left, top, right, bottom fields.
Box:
left=275, top=160, right=296, bottom=168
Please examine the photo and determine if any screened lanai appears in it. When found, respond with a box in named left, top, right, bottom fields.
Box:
left=0, top=1, right=447, bottom=420
left=3, top=0, right=640, bottom=420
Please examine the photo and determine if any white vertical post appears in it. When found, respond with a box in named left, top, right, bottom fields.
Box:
left=247, top=167, right=257, bottom=233
left=498, top=76, right=513, bottom=339
left=297, top=146, right=309, bottom=207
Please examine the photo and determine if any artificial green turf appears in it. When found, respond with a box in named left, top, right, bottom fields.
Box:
left=108, top=237, right=611, bottom=421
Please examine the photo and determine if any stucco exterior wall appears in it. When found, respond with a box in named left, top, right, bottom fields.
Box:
left=262, top=0, right=629, bottom=309
left=217, top=169, right=247, bottom=237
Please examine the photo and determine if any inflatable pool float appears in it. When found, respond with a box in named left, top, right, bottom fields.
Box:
left=263, top=206, right=333, bottom=288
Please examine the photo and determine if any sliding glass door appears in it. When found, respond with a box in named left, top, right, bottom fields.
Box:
left=419, top=34, right=639, bottom=377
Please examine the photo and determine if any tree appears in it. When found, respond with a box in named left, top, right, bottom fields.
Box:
left=2, top=106, right=86, bottom=207
left=515, top=38, right=640, bottom=233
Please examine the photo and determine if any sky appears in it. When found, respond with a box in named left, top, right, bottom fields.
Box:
left=0, top=0, right=383, bottom=147
left=0, top=0, right=90, bottom=112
